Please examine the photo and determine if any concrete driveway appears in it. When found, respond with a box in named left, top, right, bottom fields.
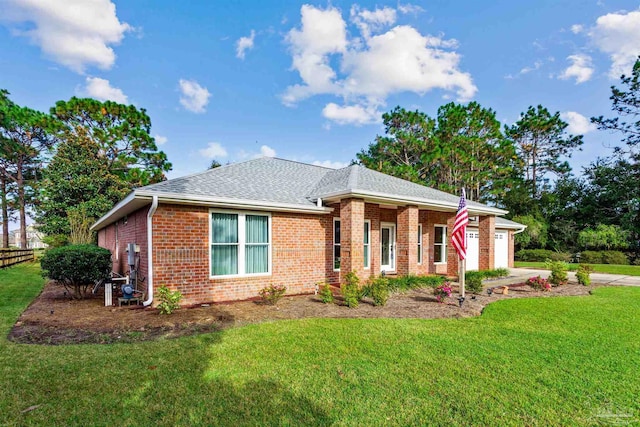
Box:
left=483, top=267, right=640, bottom=287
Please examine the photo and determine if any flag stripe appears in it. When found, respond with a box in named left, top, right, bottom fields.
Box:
left=451, top=189, right=469, bottom=260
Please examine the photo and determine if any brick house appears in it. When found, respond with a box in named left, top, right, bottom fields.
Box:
left=92, top=157, right=525, bottom=306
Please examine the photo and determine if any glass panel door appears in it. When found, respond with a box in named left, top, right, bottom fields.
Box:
left=381, top=224, right=395, bottom=272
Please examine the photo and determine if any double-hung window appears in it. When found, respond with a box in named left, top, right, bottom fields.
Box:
left=417, top=224, right=423, bottom=264
left=434, top=225, right=447, bottom=263
left=333, top=218, right=341, bottom=271
left=211, top=211, right=270, bottom=277
left=364, top=220, right=371, bottom=269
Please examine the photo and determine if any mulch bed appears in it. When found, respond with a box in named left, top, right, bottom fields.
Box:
left=8, top=280, right=595, bottom=345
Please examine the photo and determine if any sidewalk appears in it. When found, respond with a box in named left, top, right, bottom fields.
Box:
left=484, top=268, right=640, bottom=287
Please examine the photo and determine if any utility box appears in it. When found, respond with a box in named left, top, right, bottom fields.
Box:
left=126, top=243, right=139, bottom=267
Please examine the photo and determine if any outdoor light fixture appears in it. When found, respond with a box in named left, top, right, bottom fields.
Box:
left=458, top=296, right=465, bottom=308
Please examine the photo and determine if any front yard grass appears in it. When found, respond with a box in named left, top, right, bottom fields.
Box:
left=1, top=263, right=639, bottom=426
left=515, top=261, right=640, bottom=276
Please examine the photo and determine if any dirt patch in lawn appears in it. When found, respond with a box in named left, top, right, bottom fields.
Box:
left=9, top=280, right=594, bottom=345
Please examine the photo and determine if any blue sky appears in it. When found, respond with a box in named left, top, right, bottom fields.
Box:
left=1, top=0, right=639, bottom=183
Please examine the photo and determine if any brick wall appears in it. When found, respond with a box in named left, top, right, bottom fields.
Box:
left=151, top=204, right=329, bottom=305
left=478, top=216, right=496, bottom=270
left=97, top=206, right=149, bottom=287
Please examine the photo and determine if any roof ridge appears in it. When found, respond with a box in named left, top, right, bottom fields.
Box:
left=347, top=164, right=360, bottom=190
left=270, top=157, right=338, bottom=170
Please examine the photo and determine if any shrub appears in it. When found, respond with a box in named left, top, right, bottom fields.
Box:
left=545, top=260, right=569, bottom=286
left=576, top=264, right=593, bottom=286
left=368, top=277, right=389, bottom=306
left=40, top=244, right=111, bottom=299
left=516, top=249, right=571, bottom=262
left=578, top=224, right=630, bottom=251
left=580, top=250, right=629, bottom=265
left=157, top=285, right=183, bottom=314
left=318, top=282, right=334, bottom=304
left=341, top=271, right=362, bottom=308
left=258, top=284, right=287, bottom=305
left=526, top=276, right=551, bottom=291
left=386, top=275, right=445, bottom=292
left=602, top=251, right=629, bottom=265
left=465, top=271, right=484, bottom=294
left=433, top=283, right=453, bottom=303
left=483, top=268, right=510, bottom=279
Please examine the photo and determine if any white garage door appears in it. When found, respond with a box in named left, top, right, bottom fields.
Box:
left=494, top=230, right=509, bottom=269
left=466, top=228, right=479, bottom=271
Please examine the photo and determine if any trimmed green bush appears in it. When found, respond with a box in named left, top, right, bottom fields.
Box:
left=341, top=271, right=362, bottom=308
left=545, top=260, right=569, bottom=286
left=369, top=277, right=390, bottom=306
left=40, top=244, right=111, bottom=299
left=319, top=282, right=334, bottom=304
left=580, top=250, right=629, bottom=265
left=516, top=249, right=571, bottom=262
left=465, top=271, right=484, bottom=294
left=157, top=285, right=183, bottom=314
left=576, top=264, right=593, bottom=286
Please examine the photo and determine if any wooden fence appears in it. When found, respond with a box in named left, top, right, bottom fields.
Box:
left=0, top=248, right=35, bottom=268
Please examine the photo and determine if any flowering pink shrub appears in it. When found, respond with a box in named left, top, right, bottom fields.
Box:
left=434, top=283, right=453, bottom=303
left=526, top=276, right=551, bottom=292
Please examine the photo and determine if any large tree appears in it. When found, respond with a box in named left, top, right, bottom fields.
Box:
left=591, top=56, right=640, bottom=149
left=357, top=106, right=438, bottom=184
left=37, top=127, right=128, bottom=243
left=0, top=91, right=58, bottom=247
left=357, top=103, right=518, bottom=203
left=38, top=97, right=171, bottom=241
left=506, top=105, right=583, bottom=198
left=51, top=97, right=171, bottom=187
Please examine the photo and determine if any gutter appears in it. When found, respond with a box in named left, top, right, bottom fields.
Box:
left=143, top=195, right=158, bottom=307
left=513, top=226, right=527, bottom=235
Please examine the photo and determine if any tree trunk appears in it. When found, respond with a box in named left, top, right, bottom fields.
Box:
left=17, top=165, right=27, bottom=248
left=0, top=176, right=8, bottom=248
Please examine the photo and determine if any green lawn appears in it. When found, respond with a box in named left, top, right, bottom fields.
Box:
left=1, top=263, right=639, bottom=426
left=515, top=261, right=640, bottom=276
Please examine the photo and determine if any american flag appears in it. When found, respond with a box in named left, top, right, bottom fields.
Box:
left=451, top=188, right=469, bottom=260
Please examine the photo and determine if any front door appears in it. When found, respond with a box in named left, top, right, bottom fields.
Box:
left=381, top=223, right=396, bottom=272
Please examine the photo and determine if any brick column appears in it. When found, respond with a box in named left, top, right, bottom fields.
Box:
left=479, top=215, right=496, bottom=270
left=340, top=198, right=365, bottom=283
left=508, top=230, right=515, bottom=268
left=447, top=214, right=460, bottom=277
left=397, top=205, right=419, bottom=275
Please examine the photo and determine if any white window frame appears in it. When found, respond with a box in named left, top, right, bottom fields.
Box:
left=417, top=223, right=423, bottom=265
left=209, top=209, right=272, bottom=278
left=434, top=225, right=447, bottom=264
left=333, top=217, right=341, bottom=272
left=364, top=220, right=371, bottom=270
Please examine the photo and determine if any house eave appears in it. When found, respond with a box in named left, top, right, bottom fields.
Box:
left=91, top=191, right=334, bottom=231
left=318, top=190, right=508, bottom=216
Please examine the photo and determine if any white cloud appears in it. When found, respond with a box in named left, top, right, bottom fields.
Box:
left=561, top=111, right=596, bottom=135
left=154, top=134, right=168, bottom=145
left=397, top=3, right=425, bottom=15
left=260, top=145, right=276, bottom=157
left=2, top=0, right=131, bottom=73
left=350, top=5, right=397, bottom=38
left=236, top=30, right=255, bottom=59
left=589, top=9, right=640, bottom=78
left=312, top=160, right=350, bottom=169
left=283, top=5, right=476, bottom=125
left=322, top=103, right=380, bottom=125
left=571, top=24, right=584, bottom=34
left=199, top=142, right=228, bottom=159
left=81, top=77, right=128, bottom=103
left=558, top=54, right=594, bottom=84
left=519, top=60, right=543, bottom=75
left=178, top=79, right=211, bottom=113
left=238, top=145, right=277, bottom=160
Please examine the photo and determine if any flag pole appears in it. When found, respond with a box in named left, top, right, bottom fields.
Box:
left=460, top=257, right=465, bottom=298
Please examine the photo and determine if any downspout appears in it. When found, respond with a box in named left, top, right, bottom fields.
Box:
left=514, top=226, right=527, bottom=235
left=143, top=196, right=159, bottom=307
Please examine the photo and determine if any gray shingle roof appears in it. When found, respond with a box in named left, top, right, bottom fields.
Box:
left=138, top=157, right=505, bottom=213
left=495, top=217, right=527, bottom=229
left=310, top=164, right=491, bottom=210
left=94, top=157, right=518, bottom=230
